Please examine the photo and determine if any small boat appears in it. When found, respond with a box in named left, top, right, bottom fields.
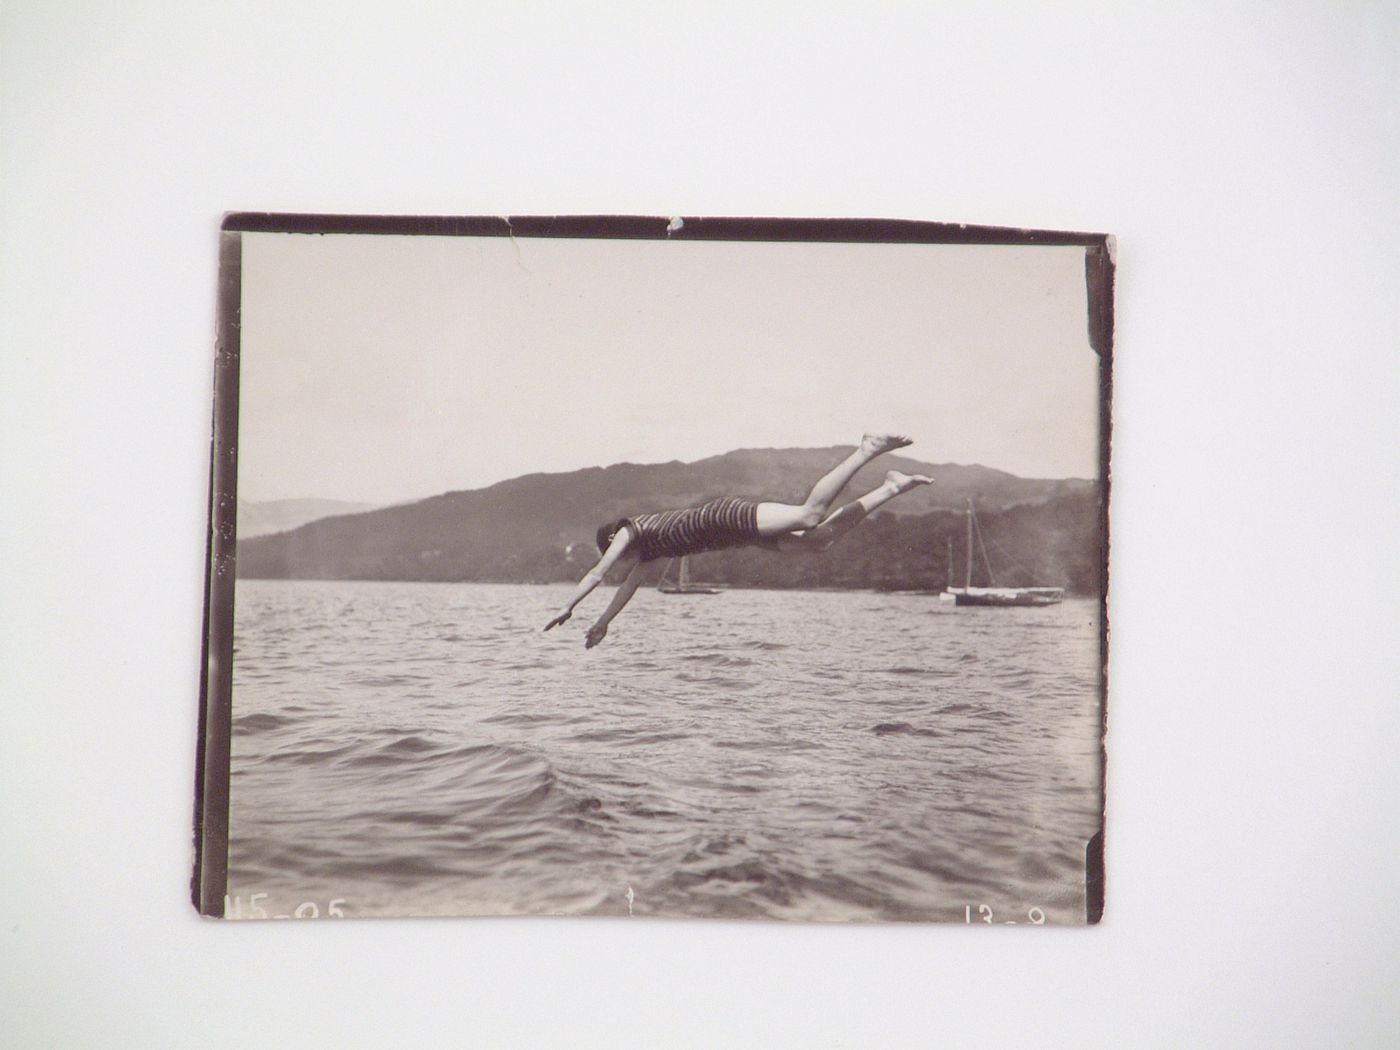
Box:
left=658, top=556, right=721, bottom=595
left=944, top=499, right=1063, bottom=607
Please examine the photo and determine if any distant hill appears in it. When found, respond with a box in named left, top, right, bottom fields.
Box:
left=236, top=447, right=1102, bottom=593
left=236, top=498, right=380, bottom=539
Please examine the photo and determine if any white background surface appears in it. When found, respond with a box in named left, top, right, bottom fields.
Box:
left=2, top=4, right=1397, bottom=1048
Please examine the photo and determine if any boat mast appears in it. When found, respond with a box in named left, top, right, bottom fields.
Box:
left=945, top=536, right=953, bottom=589
left=964, top=499, right=974, bottom=589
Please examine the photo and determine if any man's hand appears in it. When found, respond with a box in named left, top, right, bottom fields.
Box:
left=585, top=623, right=608, bottom=649
left=543, top=609, right=571, bottom=631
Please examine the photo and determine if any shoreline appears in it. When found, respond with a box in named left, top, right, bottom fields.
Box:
left=235, top=576, right=1101, bottom=600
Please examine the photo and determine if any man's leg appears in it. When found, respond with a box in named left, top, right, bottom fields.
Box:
left=763, top=471, right=933, bottom=552
left=755, top=433, right=912, bottom=536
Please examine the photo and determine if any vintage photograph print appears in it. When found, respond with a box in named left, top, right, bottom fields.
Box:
left=195, top=215, right=1112, bottom=924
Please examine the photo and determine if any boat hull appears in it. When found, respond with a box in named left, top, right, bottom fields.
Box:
left=946, top=587, right=1063, bottom=607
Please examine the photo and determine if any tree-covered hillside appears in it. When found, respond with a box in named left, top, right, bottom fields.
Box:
left=236, top=447, right=1103, bottom=595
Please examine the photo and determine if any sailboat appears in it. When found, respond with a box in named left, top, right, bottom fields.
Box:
left=657, top=556, right=721, bottom=595
left=937, top=537, right=957, bottom=601
left=943, top=499, right=1064, bottom=607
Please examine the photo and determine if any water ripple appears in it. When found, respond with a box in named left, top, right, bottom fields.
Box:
left=227, top=580, right=1103, bottom=923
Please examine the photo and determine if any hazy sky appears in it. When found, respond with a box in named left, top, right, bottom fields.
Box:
left=238, top=231, right=1101, bottom=504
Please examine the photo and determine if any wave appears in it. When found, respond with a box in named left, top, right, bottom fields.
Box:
left=934, top=702, right=976, bottom=715
left=263, top=742, right=360, bottom=765
left=232, top=712, right=294, bottom=733
left=337, top=734, right=439, bottom=766
left=680, top=653, right=756, bottom=668
left=320, top=855, right=470, bottom=882
left=871, top=722, right=942, bottom=738
left=672, top=672, right=754, bottom=690
left=480, top=711, right=562, bottom=726
left=883, top=665, right=961, bottom=678
left=347, top=674, right=428, bottom=687
left=566, top=727, right=694, bottom=747
left=378, top=734, right=440, bottom=755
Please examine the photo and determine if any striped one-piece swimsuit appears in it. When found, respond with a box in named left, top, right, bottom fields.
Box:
left=623, top=497, right=761, bottom=563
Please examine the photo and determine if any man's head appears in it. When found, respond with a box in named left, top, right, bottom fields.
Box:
left=596, top=519, right=628, bottom=556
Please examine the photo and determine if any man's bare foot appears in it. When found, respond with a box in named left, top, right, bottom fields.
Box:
left=886, top=470, right=933, bottom=493
left=860, top=433, right=913, bottom=457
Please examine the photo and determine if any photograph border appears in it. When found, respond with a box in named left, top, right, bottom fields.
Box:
left=193, top=214, right=1114, bottom=919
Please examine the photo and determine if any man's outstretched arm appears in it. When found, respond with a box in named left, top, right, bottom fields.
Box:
left=544, top=530, right=634, bottom=631
left=585, top=559, right=647, bottom=648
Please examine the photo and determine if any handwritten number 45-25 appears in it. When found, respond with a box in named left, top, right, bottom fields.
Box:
left=966, top=905, right=1046, bottom=925
left=224, top=894, right=347, bottom=920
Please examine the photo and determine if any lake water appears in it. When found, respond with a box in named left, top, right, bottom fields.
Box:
left=226, top=580, right=1103, bottom=923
